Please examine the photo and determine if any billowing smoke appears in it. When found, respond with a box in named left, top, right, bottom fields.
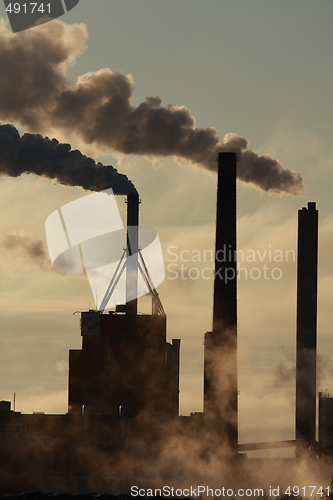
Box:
left=0, top=18, right=304, bottom=195
left=0, top=124, right=137, bottom=193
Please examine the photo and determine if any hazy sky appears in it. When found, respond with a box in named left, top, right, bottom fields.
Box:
left=0, top=1, right=332, bottom=458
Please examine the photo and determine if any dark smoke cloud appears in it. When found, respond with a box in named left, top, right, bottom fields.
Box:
left=0, top=18, right=304, bottom=195
left=0, top=231, right=50, bottom=269
left=0, top=124, right=137, bottom=193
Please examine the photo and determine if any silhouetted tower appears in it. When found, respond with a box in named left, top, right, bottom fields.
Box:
left=296, top=202, right=318, bottom=449
left=204, top=152, right=238, bottom=452
left=126, top=193, right=139, bottom=315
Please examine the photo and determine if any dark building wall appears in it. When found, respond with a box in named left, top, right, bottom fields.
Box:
left=296, top=202, right=318, bottom=446
left=68, top=312, right=180, bottom=418
left=0, top=410, right=164, bottom=494
left=204, top=152, right=238, bottom=451
left=318, top=392, right=333, bottom=453
left=166, top=339, right=181, bottom=416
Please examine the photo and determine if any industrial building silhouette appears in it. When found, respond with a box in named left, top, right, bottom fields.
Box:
left=0, top=152, right=331, bottom=493
left=69, top=313, right=180, bottom=418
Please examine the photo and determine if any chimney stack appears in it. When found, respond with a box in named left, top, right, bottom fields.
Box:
left=204, top=152, right=238, bottom=451
left=296, top=202, right=318, bottom=450
left=126, top=193, right=139, bottom=315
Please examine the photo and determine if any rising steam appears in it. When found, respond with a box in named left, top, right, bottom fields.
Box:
left=0, top=124, right=136, bottom=193
left=0, top=18, right=304, bottom=195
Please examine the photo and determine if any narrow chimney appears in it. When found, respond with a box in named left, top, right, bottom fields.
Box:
left=126, top=193, right=139, bottom=315
left=204, top=152, right=238, bottom=452
left=296, top=202, right=318, bottom=450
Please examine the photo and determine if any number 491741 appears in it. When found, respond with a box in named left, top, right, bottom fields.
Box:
left=6, top=3, right=51, bottom=14
left=284, top=486, right=330, bottom=496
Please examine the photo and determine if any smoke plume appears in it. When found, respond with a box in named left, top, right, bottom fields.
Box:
left=0, top=18, right=304, bottom=195
left=0, top=124, right=137, bottom=193
left=0, top=231, right=50, bottom=269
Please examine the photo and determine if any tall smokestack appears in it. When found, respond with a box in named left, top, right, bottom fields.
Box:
left=296, top=202, right=318, bottom=451
left=126, top=193, right=140, bottom=315
left=204, top=152, right=238, bottom=452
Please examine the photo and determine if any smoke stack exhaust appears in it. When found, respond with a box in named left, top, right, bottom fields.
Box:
left=126, top=193, right=139, bottom=315
left=212, top=153, right=237, bottom=333
left=296, top=202, right=318, bottom=451
left=204, top=152, right=238, bottom=452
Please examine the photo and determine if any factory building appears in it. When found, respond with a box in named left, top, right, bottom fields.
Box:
left=68, top=192, right=181, bottom=420
left=319, top=392, right=333, bottom=454
left=68, top=311, right=180, bottom=418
